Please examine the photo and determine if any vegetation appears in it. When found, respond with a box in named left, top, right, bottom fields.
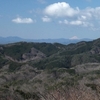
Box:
left=3, top=42, right=34, bottom=60
left=0, top=38, right=100, bottom=99
left=8, top=62, right=22, bottom=72
left=0, top=57, right=8, bottom=68
left=85, top=83, right=97, bottom=90
left=15, top=89, right=40, bottom=100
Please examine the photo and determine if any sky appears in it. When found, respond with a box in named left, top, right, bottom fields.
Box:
left=0, top=0, right=100, bottom=39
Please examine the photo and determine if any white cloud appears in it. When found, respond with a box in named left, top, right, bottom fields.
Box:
left=44, top=2, right=100, bottom=21
left=44, top=2, right=79, bottom=17
left=70, top=20, right=82, bottom=25
left=59, top=19, right=93, bottom=27
left=42, top=16, right=51, bottom=22
left=78, top=15, right=87, bottom=20
left=43, top=2, right=100, bottom=30
left=12, top=17, right=34, bottom=24
left=70, top=36, right=79, bottom=40
left=80, top=7, right=100, bottom=20
left=70, top=20, right=93, bottom=27
left=93, top=7, right=100, bottom=19
left=59, top=20, right=69, bottom=24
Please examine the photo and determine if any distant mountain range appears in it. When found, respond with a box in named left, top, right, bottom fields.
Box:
left=0, top=36, right=92, bottom=44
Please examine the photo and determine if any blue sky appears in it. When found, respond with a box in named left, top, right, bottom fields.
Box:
left=0, top=0, right=100, bottom=39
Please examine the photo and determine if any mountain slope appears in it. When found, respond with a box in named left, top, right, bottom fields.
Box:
left=0, top=39, right=100, bottom=69
left=0, top=38, right=100, bottom=100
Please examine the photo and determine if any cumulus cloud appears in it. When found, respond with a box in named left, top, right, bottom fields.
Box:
left=44, top=2, right=79, bottom=17
left=44, top=2, right=100, bottom=21
left=12, top=17, right=34, bottom=24
left=44, top=2, right=100, bottom=20
left=69, top=20, right=93, bottom=27
left=70, top=20, right=82, bottom=25
left=80, top=7, right=100, bottom=20
left=59, top=19, right=93, bottom=27
left=43, top=2, right=100, bottom=29
left=42, top=16, right=51, bottom=22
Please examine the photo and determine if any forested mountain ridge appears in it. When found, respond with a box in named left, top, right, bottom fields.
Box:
left=0, top=38, right=100, bottom=68
left=0, top=38, right=100, bottom=100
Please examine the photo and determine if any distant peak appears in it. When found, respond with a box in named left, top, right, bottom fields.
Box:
left=69, top=36, right=79, bottom=40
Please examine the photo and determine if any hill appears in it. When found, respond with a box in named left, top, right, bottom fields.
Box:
left=0, top=38, right=100, bottom=99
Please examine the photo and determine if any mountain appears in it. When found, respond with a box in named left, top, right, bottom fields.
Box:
left=0, top=36, right=23, bottom=44
left=0, top=38, right=100, bottom=100
left=0, top=36, right=92, bottom=44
